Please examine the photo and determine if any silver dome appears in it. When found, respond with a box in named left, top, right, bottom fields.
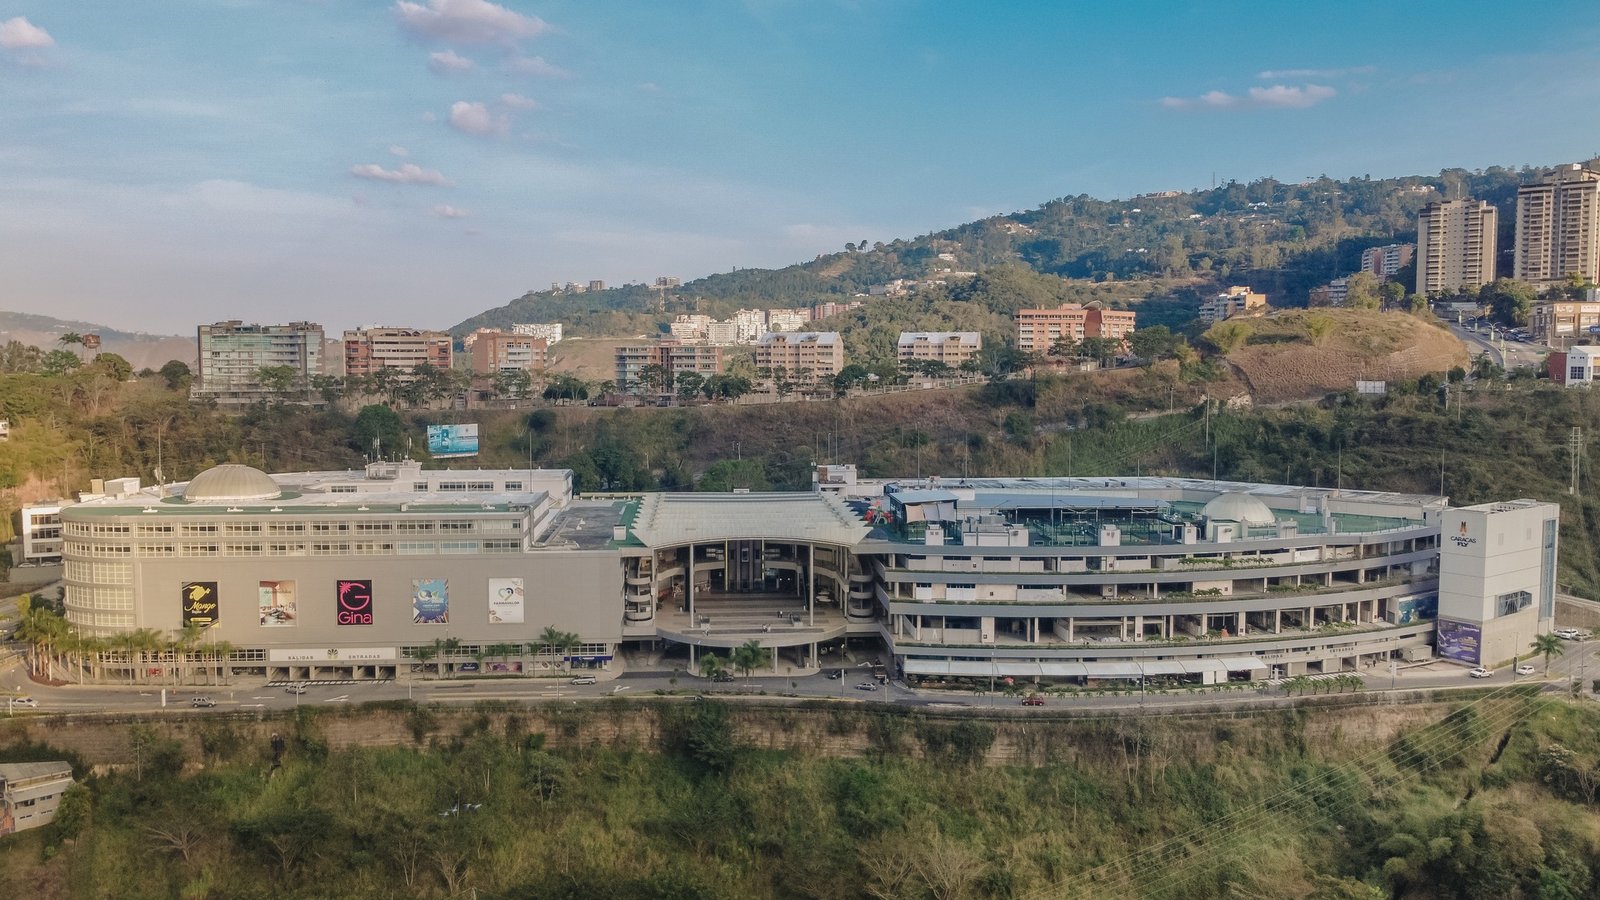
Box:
left=182, top=464, right=282, bottom=503
left=1201, top=492, right=1276, bottom=527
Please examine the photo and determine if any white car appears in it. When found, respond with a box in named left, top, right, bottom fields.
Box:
left=1468, top=667, right=1492, bottom=679
left=569, top=675, right=597, bottom=686
left=1515, top=664, right=1536, bottom=676
left=1555, top=628, right=1582, bottom=641
left=10, top=696, right=38, bottom=708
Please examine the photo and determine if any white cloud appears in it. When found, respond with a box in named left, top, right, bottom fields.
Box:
left=1257, top=66, right=1374, bottom=80
left=393, top=0, right=548, bottom=45
left=427, top=49, right=475, bottom=74
left=500, top=92, right=537, bottom=110
left=0, top=16, right=54, bottom=50
left=389, top=145, right=409, bottom=157
left=349, top=162, right=451, bottom=186
left=1247, top=84, right=1337, bottom=108
left=432, top=204, right=469, bottom=219
left=637, top=82, right=662, bottom=94
left=505, top=54, right=570, bottom=78
left=448, top=100, right=506, bottom=136
left=1161, top=84, right=1335, bottom=110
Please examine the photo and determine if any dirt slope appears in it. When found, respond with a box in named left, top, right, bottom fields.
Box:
left=1217, top=309, right=1469, bottom=403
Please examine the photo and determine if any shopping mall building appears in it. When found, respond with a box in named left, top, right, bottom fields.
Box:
left=57, top=461, right=1558, bottom=685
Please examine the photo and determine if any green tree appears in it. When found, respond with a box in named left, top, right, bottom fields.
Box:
left=1345, top=272, right=1381, bottom=310
left=1531, top=632, right=1565, bottom=675
left=1482, top=278, right=1537, bottom=327
left=491, top=368, right=532, bottom=401
left=698, top=653, right=729, bottom=680
left=256, top=365, right=300, bottom=398
left=731, top=639, right=770, bottom=677
left=833, top=364, right=870, bottom=397
left=40, top=349, right=83, bottom=376
left=352, top=404, right=405, bottom=458
left=157, top=357, right=193, bottom=389
left=674, top=371, right=705, bottom=403
left=697, top=459, right=769, bottom=492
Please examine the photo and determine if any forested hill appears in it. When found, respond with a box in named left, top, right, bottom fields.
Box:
left=451, top=163, right=1535, bottom=337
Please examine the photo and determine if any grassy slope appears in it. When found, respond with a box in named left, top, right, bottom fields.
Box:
left=2, top=699, right=1598, bottom=899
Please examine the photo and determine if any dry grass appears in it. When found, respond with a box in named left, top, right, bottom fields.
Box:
left=1219, top=310, right=1468, bottom=403
left=544, top=337, right=639, bottom=382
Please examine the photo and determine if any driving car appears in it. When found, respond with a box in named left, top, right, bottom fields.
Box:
left=284, top=684, right=307, bottom=695
left=191, top=696, right=216, bottom=708
left=711, top=671, right=734, bottom=683
left=10, top=696, right=37, bottom=708
left=1468, top=667, right=1492, bottom=678
left=827, top=669, right=843, bottom=680
left=569, top=675, right=597, bottom=685
left=854, top=682, right=878, bottom=692
left=1515, top=664, right=1536, bottom=676
left=1021, top=694, right=1046, bottom=706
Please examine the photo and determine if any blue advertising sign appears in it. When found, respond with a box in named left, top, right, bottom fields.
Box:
left=427, top=424, right=479, bottom=458
left=1436, top=618, right=1482, bottom=665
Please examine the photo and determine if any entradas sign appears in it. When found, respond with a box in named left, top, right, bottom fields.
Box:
left=268, top=648, right=397, bottom=663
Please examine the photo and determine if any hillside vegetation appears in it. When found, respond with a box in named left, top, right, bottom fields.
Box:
left=1209, top=310, right=1469, bottom=402
left=2, top=696, right=1599, bottom=899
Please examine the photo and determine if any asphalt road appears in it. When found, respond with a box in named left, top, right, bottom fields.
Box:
left=4, top=637, right=1596, bottom=718
left=1448, top=322, right=1550, bottom=371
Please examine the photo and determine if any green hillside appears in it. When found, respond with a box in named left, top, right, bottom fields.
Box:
left=451, top=163, right=1534, bottom=339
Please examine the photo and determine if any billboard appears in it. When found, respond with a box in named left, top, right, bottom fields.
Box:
left=258, top=580, right=297, bottom=627
left=412, top=578, right=450, bottom=624
left=427, top=424, right=479, bottom=458
left=336, top=579, right=374, bottom=626
left=1436, top=618, right=1482, bottom=664
left=181, top=581, right=219, bottom=628
left=488, top=577, right=525, bottom=624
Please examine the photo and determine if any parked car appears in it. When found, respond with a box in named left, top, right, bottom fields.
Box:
left=1021, top=694, right=1046, bottom=706
left=1468, top=667, right=1493, bottom=678
left=569, top=675, right=597, bottom=686
left=284, top=684, right=307, bottom=695
left=191, top=696, right=216, bottom=708
left=1515, top=664, right=1536, bottom=676
left=854, top=682, right=878, bottom=692
left=10, top=697, right=37, bottom=708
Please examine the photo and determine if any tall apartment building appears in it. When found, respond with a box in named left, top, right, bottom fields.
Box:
left=669, top=314, right=712, bottom=341
left=193, top=320, right=324, bottom=405
left=1014, top=302, right=1137, bottom=352
left=511, top=323, right=563, bottom=345
left=755, top=332, right=845, bottom=378
left=1416, top=200, right=1498, bottom=295
left=1515, top=162, right=1600, bottom=287
left=614, top=339, right=725, bottom=394
left=467, top=329, right=549, bottom=375
left=1196, top=287, right=1266, bottom=325
left=1360, top=243, right=1415, bottom=281
left=1308, top=278, right=1350, bottom=308
left=731, top=309, right=767, bottom=343
left=343, top=327, right=453, bottom=382
left=897, top=332, right=981, bottom=368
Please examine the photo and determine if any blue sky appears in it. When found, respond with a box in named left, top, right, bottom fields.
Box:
left=2, top=1, right=1598, bottom=335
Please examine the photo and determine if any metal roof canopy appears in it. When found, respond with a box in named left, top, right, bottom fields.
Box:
left=975, top=493, right=1172, bottom=514
left=903, top=657, right=1264, bottom=678
left=630, top=492, right=871, bottom=548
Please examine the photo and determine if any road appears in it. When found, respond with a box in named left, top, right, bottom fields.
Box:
left=1448, top=321, right=1549, bottom=371
left=4, top=637, right=1596, bottom=718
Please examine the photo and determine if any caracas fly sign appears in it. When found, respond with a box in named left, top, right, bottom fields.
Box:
left=181, top=581, right=220, bottom=628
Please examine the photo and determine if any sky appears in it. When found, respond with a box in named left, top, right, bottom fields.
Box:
left=2, top=1, right=1598, bottom=336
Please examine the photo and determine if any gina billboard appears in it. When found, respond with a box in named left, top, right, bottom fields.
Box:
left=336, top=579, right=374, bottom=625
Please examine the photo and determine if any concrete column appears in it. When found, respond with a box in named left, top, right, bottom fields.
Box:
left=1236, top=611, right=1244, bottom=635
left=1306, top=607, right=1314, bottom=628
left=808, top=543, right=816, bottom=628
left=810, top=642, right=817, bottom=669
left=1121, top=616, right=1129, bottom=641
left=687, top=543, right=695, bottom=620
left=1275, top=609, right=1281, bottom=634
left=1067, top=618, right=1075, bottom=642
left=689, top=644, right=696, bottom=667
left=1134, top=614, right=1144, bottom=642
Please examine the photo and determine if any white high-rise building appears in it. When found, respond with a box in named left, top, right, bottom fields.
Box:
left=511, top=323, right=563, bottom=345
left=193, top=321, right=324, bottom=405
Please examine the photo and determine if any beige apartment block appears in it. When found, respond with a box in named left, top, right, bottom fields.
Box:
left=343, top=327, right=453, bottom=380
left=1417, top=199, right=1498, bottom=295
left=1014, top=302, right=1136, bottom=352
left=897, top=332, right=981, bottom=368
left=468, top=329, right=548, bottom=375
left=755, top=332, right=845, bottom=378
left=1515, top=163, right=1600, bottom=287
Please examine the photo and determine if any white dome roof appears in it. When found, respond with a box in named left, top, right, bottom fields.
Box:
left=1201, top=492, right=1276, bottom=527
left=182, top=464, right=282, bottom=503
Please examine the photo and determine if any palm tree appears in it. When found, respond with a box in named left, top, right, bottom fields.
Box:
left=698, top=653, right=729, bottom=680
left=441, top=637, right=462, bottom=678
left=1532, top=632, right=1566, bottom=675
left=415, top=646, right=438, bottom=680
left=175, top=622, right=206, bottom=686
left=211, top=640, right=235, bottom=686
left=732, top=640, right=769, bottom=678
